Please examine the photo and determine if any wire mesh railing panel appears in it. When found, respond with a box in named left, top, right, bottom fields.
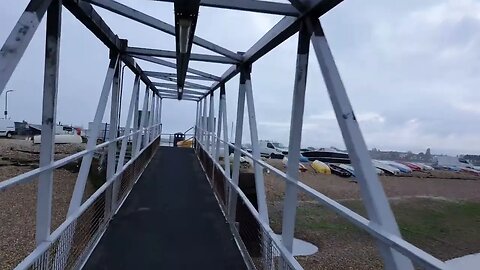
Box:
left=196, top=142, right=298, bottom=270
left=16, top=136, right=160, bottom=270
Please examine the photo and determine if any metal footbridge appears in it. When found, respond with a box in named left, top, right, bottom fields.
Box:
left=0, top=0, right=450, bottom=269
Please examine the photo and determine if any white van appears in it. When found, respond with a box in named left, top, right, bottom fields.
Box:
left=259, top=140, right=288, bottom=158
left=0, top=119, right=15, bottom=138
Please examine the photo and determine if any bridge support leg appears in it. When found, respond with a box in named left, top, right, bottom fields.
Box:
left=228, top=73, right=246, bottom=221
left=0, top=0, right=53, bottom=93
left=158, top=98, right=163, bottom=135
left=214, top=86, right=224, bottom=163
left=36, top=0, right=62, bottom=248
left=146, top=92, right=155, bottom=143
left=281, top=22, right=311, bottom=253
left=106, top=60, right=121, bottom=213
left=307, top=18, right=414, bottom=270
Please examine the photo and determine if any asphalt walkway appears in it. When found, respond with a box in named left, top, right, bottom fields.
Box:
left=84, top=146, right=247, bottom=270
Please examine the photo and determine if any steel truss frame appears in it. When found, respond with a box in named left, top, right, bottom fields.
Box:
left=0, top=0, right=450, bottom=269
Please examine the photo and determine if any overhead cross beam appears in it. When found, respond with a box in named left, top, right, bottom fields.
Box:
left=153, top=0, right=300, bottom=16
left=126, top=47, right=238, bottom=64
left=158, top=88, right=206, bottom=96
left=204, top=0, right=343, bottom=98
left=153, top=82, right=209, bottom=90
left=150, top=75, right=210, bottom=90
left=63, top=0, right=160, bottom=96
left=82, top=0, right=241, bottom=61
left=134, top=55, right=221, bottom=81
left=144, top=71, right=219, bottom=82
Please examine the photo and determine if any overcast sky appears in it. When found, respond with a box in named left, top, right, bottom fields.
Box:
left=2, top=0, right=480, bottom=155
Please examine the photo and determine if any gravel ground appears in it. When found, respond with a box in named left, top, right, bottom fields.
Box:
left=263, top=159, right=480, bottom=202
left=258, top=159, right=480, bottom=269
left=0, top=139, right=93, bottom=270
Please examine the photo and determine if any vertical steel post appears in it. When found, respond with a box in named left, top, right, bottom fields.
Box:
left=68, top=54, right=119, bottom=215
left=198, top=98, right=204, bottom=147
left=214, top=86, right=224, bottom=162
left=221, top=90, right=230, bottom=179
left=158, top=98, right=163, bottom=136
left=0, top=0, right=53, bottom=93
left=146, top=93, right=155, bottom=143
left=135, top=86, right=150, bottom=155
left=208, top=93, right=215, bottom=154
left=281, top=23, right=311, bottom=252
left=244, top=67, right=269, bottom=223
left=35, top=0, right=61, bottom=246
left=112, top=74, right=140, bottom=210
left=227, top=72, right=246, bottom=220
left=106, top=62, right=121, bottom=183
left=132, top=83, right=140, bottom=155
left=195, top=101, right=200, bottom=147
left=105, top=60, right=121, bottom=218
left=307, top=18, right=413, bottom=270
left=202, top=96, right=208, bottom=146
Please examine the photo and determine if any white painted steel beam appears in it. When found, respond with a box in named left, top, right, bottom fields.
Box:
left=153, top=0, right=299, bottom=16
left=221, top=85, right=230, bottom=183
left=206, top=0, right=343, bottom=96
left=63, top=0, right=159, bottom=95
left=107, top=62, right=121, bottom=211
left=243, top=68, right=269, bottom=222
left=82, top=0, right=241, bottom=61
left=228, top=73, right=246, bottom=220
left=68, top=55, right=119, bottom=215
left=144, top=71, right=219, bottom=82
left=157, top=88, right=206, bottom=97
left=131, top=81, right=141, bottom=156
left=202, top=96, right=208, bottom=145
left=207, top=93, right=215, bottom=154
left=134, top=86, right=149, bottom=156
left=307, top=18, right=414, bottom=270
left=136, top=55, right=221, bottom=81
left=126, top=47, right=238, bottom=64
left=36, top=0, right=62, bottom=247
left=0, top=0, right=53, bottom=94
left=152, top=79, right=210, bottom=90
left=281, top=23, right=310, bottom=253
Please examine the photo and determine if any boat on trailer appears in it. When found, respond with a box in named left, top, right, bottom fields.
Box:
left=301, top=149, right=350, bottom=164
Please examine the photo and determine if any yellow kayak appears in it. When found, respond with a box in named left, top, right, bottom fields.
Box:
left=311, top=160, right=331, bottom=174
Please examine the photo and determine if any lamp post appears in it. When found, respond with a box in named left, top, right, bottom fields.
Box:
left=4, top=90, right=13, bottom=119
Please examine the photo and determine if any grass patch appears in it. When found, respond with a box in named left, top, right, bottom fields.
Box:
left=270, top=198, right=480, bottom=262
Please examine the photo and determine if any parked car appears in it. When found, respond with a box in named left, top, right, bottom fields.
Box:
left=259, top=140, right=288, bottom=158
left=0, top=119, right=15, bottom=138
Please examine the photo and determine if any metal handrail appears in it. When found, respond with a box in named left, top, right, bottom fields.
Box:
left=0, top=124, right=161, bottom=192
left=197, top=127, right=448, bottom=270
left=14, top=128, right=161, bottom=269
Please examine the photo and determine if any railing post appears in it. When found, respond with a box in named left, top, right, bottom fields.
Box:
left=306, top=18, right=414, bottom=270
left=227, top=72, right=246, bottom=221
left=113, top=74, right=140, bottom=210
left=281, top=22, right=311, bottom=252
left=68, top=53, right=119, bottom=215
left=244, top=66, right=269, bottom=223
left=36, top=0, right=61, bottom=247
left=0, top=0, right=53, bottom=93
